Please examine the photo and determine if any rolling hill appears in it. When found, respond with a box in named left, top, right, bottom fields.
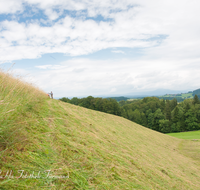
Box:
left=0, top=70, right=200, bottom=189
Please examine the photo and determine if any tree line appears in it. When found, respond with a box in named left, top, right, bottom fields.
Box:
left=59, top=96, right=122, bottom=116
left=59, top=95, right=200, bottom=133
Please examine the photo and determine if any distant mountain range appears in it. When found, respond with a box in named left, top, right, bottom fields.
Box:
left=106, top=88, right=200, bottom=102
left=125, top=89, right=186, bottom=97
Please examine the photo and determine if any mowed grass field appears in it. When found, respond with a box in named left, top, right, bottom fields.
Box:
left=167, top=131, right=200, bottom=164
left=1, top=70, right=200, bottom=189
left=167, top=131, right=200, bottom=139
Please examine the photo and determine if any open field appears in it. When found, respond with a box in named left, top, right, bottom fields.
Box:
left=167, top=130, right=200, bottom=139
left=157, top=92, right=193, bottom=102
left=181, top=93, right=193, bottom=98
left=158, top=92, right=193, bottom=99
left=167, top=131, right=200, bottom=162
left=1, top=71, right=200, bottom=189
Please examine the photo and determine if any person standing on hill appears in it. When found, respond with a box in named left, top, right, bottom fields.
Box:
left=50, top=91, right=53, bottom=99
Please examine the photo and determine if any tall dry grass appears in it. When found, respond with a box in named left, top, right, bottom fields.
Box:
left=0, top=69, right=47, bottom=149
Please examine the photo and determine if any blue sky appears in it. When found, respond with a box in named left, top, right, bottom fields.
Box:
left=1, top=0, right=200, bottom=97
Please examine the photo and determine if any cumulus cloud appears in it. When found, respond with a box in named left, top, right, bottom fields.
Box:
left=29, top=58, right=200, bottom=97
left=0, top=0, right=24, bottom=14
left=1, top=0, right=200, bottom=96
left=2, top=0, right=199, bottom=61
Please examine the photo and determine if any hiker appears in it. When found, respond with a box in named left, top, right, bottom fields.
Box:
left=50, top=91, right=53, bottom=99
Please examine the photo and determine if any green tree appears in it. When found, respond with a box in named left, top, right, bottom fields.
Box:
left=193, top=94, right=200, bottom=105
left=171, top=106, right=183, bottom=132
left=194, top=104, right=200, bottom=123
left=70, top=97, right=80, bottom=105
left=127, top=109, right=134, bottom=121
left=110, top=99, right=122, bottom=116
left=172, top=106, right=179, bottom=123
left=159, top=119, right=171, bottom=133
left=184, top=109, right=198, bottom=131
left=171, top=122, right=181, bottom=132
left=119, top=100, right=126, bottom=107
left=80, top=96, right=95, bottom=109
left=132, top=109, right=142, bottom=124
left=160, top=99, right=165, bottom=112
left=170, top=98, right=177, bottom=111
left=59, top=97, right=70, bottom=103
left=147, top=112, right=154, bottom=129
left=152, top=109, right=165, bottom=131
left=165, top=100, right=171, bottom=121
left=121, top=108, right=128, bottom=118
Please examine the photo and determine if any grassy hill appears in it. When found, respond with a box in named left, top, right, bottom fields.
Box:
left=1, top=71, right=200, bottom=189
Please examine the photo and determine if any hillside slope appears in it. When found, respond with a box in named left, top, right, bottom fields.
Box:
left=0, top=71, right=200, bottom=189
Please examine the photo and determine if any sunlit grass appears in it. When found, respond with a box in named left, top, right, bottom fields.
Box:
left=0, top=69, right=47, bottom=148
left=167, top=130, right=200, bottom=139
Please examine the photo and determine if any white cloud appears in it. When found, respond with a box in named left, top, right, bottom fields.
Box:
left=112, top=50, right=125, bottom=54
left=0, top=0, right=200, bottom=62
left=35, top=65, right=53, bottom=69
left=0, top=12, right=158, bottom=62
left=29, top=58, right=200, bottom=97
left=1, top=0, right=200, bottom=96
left=0, top=0, right=24, bottom=14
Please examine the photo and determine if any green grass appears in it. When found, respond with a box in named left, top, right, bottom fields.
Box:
left=181, top=93, right=193, bottom=98
left=1, top=70, right=200, bottom=189
left=167, top=130, right=200, bottom=139
left=159, top=92, right=193, bottom=99
left=167, top=131, right=200, bottom=164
